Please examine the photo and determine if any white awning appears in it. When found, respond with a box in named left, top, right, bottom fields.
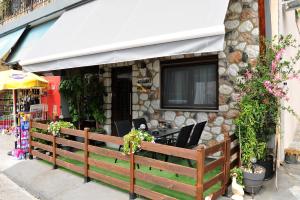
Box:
left=21, top=0, right=229, bottom=72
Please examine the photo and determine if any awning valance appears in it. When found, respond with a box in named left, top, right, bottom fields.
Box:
left=20, top=0, right=229, bottom=72
left=0, top=28, right=25, bottom=61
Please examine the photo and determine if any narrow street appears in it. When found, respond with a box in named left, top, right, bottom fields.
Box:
left=0, top=134, right=37, bottom=200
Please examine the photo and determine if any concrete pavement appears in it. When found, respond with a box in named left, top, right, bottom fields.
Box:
left=4, top=160, right=130, bottom=200
left=0, top=134, right=37, bottom=200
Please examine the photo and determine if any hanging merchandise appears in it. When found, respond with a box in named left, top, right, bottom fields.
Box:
left=12, top=113, right=30, bottom=159
left=0, top=90, right=14, bottom=133
left=16, top=89, right=41, bottom=113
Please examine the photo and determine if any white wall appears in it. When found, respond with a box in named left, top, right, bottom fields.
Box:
left=270, top=0, right=300, bottom=160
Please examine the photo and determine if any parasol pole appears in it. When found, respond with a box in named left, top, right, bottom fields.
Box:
left=12, top=89, right=16, bottom=127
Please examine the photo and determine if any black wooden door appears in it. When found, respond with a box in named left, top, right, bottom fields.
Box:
left=111, top=67, right=132, bottom=136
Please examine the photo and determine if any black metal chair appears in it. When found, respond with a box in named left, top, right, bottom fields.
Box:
left=164, top=124, right=194, bottom=163
left=114, top=120, right=132, bottom=163
left=132, top=118, right=148, bottom=130
left=187, top=121, right=207, bottom=148
left=186, top=121, right=207, bottom=167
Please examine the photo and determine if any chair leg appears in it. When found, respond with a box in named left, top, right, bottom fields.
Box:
left=187, top=159, right=193, bottom=167
left=149, top=152, right=157, bottom=170
left=115, top=145, right=122, bottom=163
left=165, top=155, right=169, bottom=162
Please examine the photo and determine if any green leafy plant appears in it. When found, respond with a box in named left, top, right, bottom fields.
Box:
left=48, top=121, right=75, bottom=137
left=59, top=75, right=84, bottom=125
left=84, top=74, right=106, bottom=126
left=235, top=35, right=300, bottom=170
left=230, top=167, right=244, bottom=186
left=123, top=129, right=155, bottom=155
left=59, top=74, right=106, bottom=129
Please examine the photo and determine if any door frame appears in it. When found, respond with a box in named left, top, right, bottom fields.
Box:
left=111, top=66, right=132, bottom=135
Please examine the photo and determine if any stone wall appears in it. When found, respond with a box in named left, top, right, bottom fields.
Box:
left=100, top=0, right=259, bottom=146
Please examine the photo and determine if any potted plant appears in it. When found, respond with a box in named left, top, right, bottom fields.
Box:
left=235, top=98, right=266, bottom=194
left=235, top=35, right=300, bottom=193
left=123, top=129, right=154, bottom=155
left=48, top=121, right=75, bottom=151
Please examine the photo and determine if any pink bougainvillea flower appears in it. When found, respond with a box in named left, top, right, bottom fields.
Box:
left=244, top=69, right=253, bottom=80
left=271, top=60, right=277, bottom=74
left=275, top=48, right=285, bottom=62
left=274, top=73, right=281, bottom=81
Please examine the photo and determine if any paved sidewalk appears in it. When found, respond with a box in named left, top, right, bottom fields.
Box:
left=3, top=160, right=132, bottom=200
left=0, top=134, right=37, bottom=200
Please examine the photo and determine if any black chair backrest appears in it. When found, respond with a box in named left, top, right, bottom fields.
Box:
left=175, top=124, right=194, bottom=148
left=132, top=118, right=148, bottom=131
left=188, top=121, right=207, bottom=147
left=114, top=120, right=132, bottom=137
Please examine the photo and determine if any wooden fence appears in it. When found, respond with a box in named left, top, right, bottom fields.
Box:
left=29, top=121, right=240, bottom=200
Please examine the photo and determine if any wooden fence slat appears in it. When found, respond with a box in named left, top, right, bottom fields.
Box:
left=60, top=128, right=85, bottom=137
left=135, top=171, right=196, bottom=196
left=88, top=132, right=123, bottom=145
left=88, top=145, right=129, bottom=161
left=31, top=132, right=52, bottom=142
left=56, top=138, right=84, bottom=150
left=56, top=159, right=84, bottom=174
left=88, top=170, right=129, bottom=191
left=32, top=122, right=48, bottom=130
left=224, top=132, right=232, bottom=195
left=84, top=128, right=90, bottom=182
left=52, top=135, right=57, bottom=169
left=135, top=185, right=177, bottom=200
left=31, top=141, right=52, bottom=152
left=129, top=143, right=136, bottom=199
left=141, top=141, right=198, bottom=160
left=211, top=188, right=224, bottom=200
left=204, top=142, right=225, bottom=157
left=32, top=150, right=53, bottom=163
left=56, top=148, right=84, bottom=162
left=195, top=147, right=205, bottom=200
left=204, top=157, right=225, bottom=173
left=88, top=158, right=130, bottom=175
left=203, top=172, right=223, bottom=190
left=134, top=155, right=196, bottom=178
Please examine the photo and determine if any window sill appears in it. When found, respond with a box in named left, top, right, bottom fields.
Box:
left=157, top=108, right=219, bottom=113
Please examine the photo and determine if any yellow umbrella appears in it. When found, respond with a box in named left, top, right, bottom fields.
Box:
left=0, top=69, right=48, bottom=90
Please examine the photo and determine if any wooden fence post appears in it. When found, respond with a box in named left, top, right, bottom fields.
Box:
left=84, top=128, right=90, bottom=183
left=52, top=134, right=57, bottom=169
left=223, top=132, right=231, bottom=195
left=196, top=146, right=205, bottom=200
left=129, top=142, right=136, bottom=200
left=28, top=119, right=33, bottom=159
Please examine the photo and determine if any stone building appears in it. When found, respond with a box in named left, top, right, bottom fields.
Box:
left=94, top=0, right=261, bottom=146
left=0, top=0, right=264, bottom=146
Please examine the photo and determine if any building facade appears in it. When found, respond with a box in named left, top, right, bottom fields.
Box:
left=0, top=0, right=263, bottom=147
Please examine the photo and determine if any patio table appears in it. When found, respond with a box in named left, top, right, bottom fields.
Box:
left=149, top=128, right=180, bottom=141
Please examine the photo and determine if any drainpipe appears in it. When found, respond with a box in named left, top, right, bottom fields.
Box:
left=278, top=0, right=285, bottom=163
left=258, top=0, right=266, bottom=54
